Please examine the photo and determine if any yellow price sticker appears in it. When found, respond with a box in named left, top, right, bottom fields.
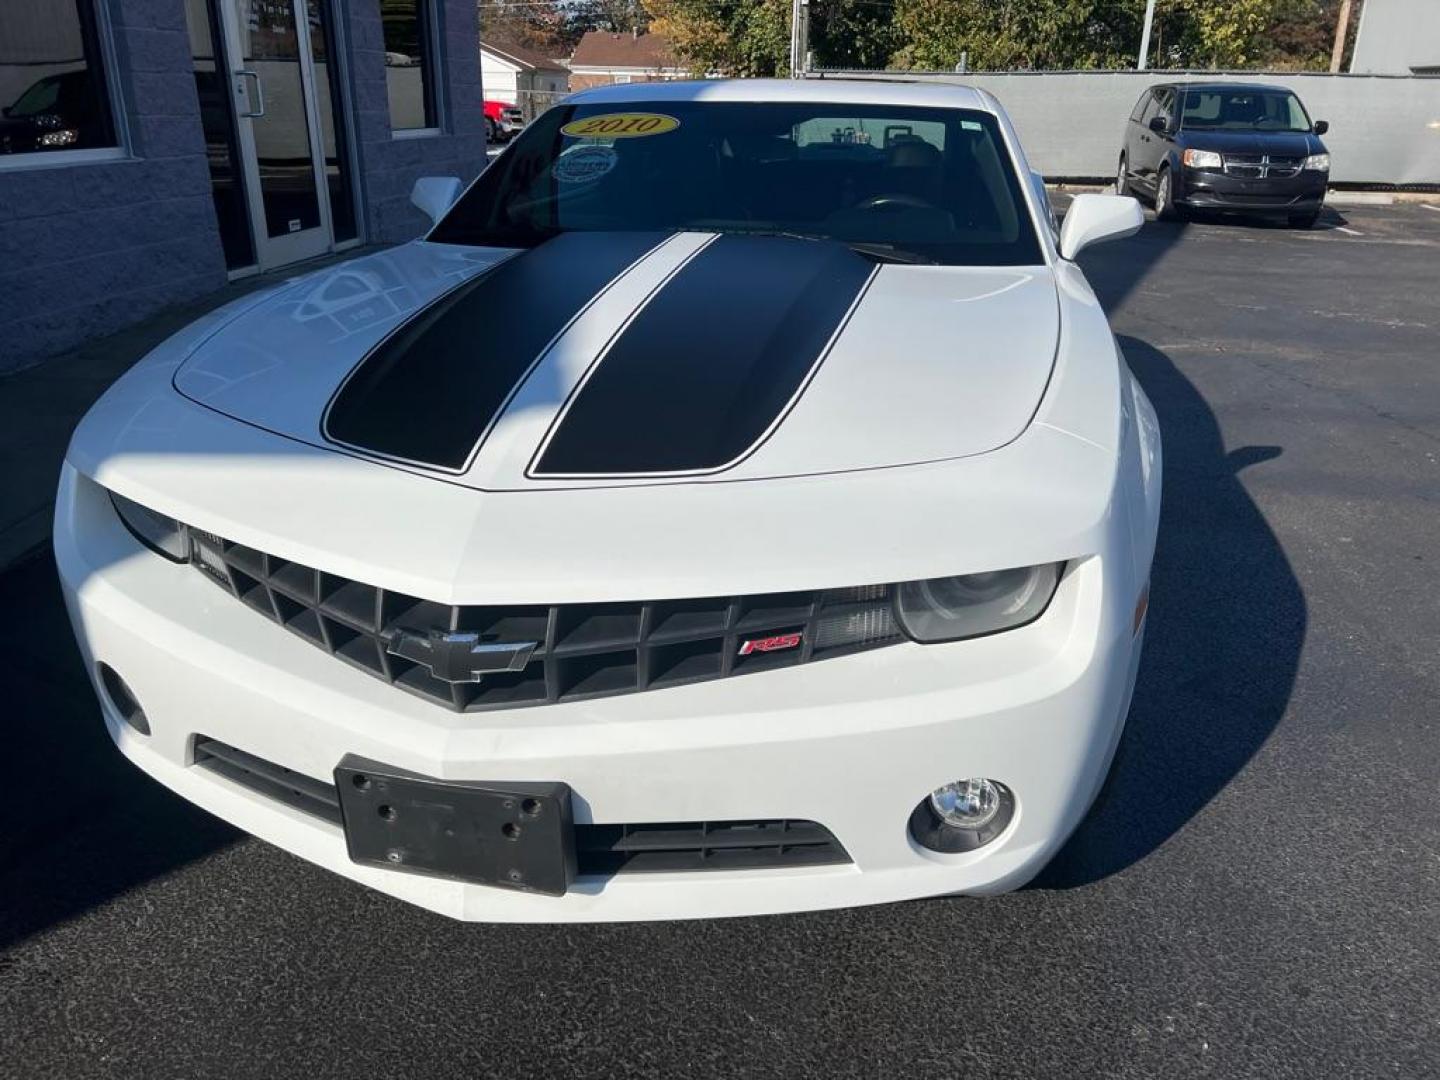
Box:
left=560, top=112, right=681, bottom=139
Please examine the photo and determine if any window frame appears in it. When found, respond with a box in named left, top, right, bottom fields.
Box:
left=385, top=0, right=444, bottom=139
left=1154, top=87, right=1176, bottom=130
left=0, top=0, right=129, bottom=171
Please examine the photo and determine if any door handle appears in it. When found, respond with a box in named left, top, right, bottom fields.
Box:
left=235, top=70, right=265, bottom=119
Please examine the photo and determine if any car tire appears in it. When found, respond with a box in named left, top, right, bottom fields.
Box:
left=1115, top=156, right=1130, bottom=196
left=1154, top=166, right=1182, bottom=222
left=1288, top=210, right=1321, bottom=229
left=485, top=117, right=498, bottom=143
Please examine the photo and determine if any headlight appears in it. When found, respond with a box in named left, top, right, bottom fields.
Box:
left=1303, top=153, right=1330, bottom=171
left=109, top=492, right=189, bottom=562
left=894, top=563, right=1062, bottom=644
left=1182, top=149, right=1223, bottom=169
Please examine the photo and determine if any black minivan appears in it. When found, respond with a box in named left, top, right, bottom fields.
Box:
left=1116, top=83, right=1331, bottom=228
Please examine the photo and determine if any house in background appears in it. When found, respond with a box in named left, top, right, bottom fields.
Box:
left=480, top=39, right=570, bottom=122
left=568, top=31, right=682, bottom=90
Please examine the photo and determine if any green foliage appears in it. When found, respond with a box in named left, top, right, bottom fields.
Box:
left=644, top=0, right=791, bottom=77
left=889, top=0, right=1141, bottom=71
left=642, top=0, right=1351, bottom=75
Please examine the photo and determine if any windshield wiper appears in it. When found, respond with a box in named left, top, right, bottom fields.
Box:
left=706, top=227, right=936, bottom=265
left=843, top=242, right=936, bottom=265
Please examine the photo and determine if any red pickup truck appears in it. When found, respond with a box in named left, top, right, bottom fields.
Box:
left=483, top=100, right=525, bottom=143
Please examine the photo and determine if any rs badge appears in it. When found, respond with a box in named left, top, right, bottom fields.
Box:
left=737, top=633, right=803, bottom=657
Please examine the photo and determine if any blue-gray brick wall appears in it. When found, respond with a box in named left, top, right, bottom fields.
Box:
left=0, top=0, right=224, bottom=375
left=341, top=0, right=489, bottom=243
left=0, top=0, right=487, bottom=375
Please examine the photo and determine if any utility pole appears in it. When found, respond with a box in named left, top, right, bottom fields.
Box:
left=1330, top=0, right=1354, bottom=73
left=1137, top=0, right=1156, bottom=70
left=790, top=0, right=811, bottom=78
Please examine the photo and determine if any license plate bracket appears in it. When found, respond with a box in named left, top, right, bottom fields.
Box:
left=334, top=755, right=576, bottom=896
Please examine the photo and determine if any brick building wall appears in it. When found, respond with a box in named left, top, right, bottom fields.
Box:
left=340, top=0, right=487, bottom=243
left=0, top=0, right=224, bottom=376
left=0, top=0, right=487, bottom=376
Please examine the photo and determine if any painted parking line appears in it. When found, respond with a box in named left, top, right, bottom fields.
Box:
left=1422, top=204, right=1440, bottom=213
left=1334, top=226, right=1364, bottom=236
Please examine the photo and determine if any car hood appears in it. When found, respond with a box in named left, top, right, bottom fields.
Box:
left=172, top=233, right=1059, bottom=491
left=1178, top=129, right=1323, bottom=156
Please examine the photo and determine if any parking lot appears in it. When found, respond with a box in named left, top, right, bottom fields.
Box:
left=3, top=201, right=1439, bottom=1078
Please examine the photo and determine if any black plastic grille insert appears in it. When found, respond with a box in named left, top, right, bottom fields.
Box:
left=193, top=737, right=851, bottom=876
left=187, top=530, right=902, bottom=712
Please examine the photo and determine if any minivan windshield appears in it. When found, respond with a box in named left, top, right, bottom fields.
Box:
left=1180, top=89, right=1312, bottom=132
left=428, top=100, right=1044, bottom=266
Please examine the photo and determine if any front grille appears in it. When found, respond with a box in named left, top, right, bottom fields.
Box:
left=187, top=530, right=903, bottom=711
left=194, top=737, right=852, bottom=875
left=1223, top=153, right=1303, bottom=179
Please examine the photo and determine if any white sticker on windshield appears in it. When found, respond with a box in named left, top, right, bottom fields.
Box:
left=961, top=120, right=982, bottom=132
left=552, top=143, right=618, bottom=185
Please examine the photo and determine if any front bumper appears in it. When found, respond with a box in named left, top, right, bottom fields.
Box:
left=1178, top=167, right=1327, bottom=212
left=56, top=465, right=1143, bottom=922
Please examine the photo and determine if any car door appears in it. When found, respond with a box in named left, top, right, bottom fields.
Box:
left=1134, top=87, right=1176, bottom=190
left=1121, top=91, right=1148, bottom=185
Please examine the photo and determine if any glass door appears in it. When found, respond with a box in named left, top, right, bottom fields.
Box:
left=219, top=0, right=337, bottom=269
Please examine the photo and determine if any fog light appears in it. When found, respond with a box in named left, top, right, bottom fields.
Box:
left=98, top=663, right=149, bottom=736
left=931, top=778, right=1002, bottom=830
left=909, top=778, right=1014, bottom=853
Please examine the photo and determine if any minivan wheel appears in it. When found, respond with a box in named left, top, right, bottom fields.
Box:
left=1115, top=156, right=1130, bottom=196
left=1154, top=167, right=1181, bottom=221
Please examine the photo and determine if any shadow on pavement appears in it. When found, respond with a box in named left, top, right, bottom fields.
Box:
left=1035, top=335, right=1306, bottom=887
left=0, top=551, right=239, bottom=952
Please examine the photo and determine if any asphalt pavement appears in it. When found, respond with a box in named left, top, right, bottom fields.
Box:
left=2, top=202, right=1438, bottom=1079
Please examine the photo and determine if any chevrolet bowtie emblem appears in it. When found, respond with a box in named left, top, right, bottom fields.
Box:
left=385, top=628, right=538, bottom=685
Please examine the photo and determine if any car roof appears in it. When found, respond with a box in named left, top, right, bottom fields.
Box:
left=565, top=78, right=994, bottom=113
left=1161, top=82, right=1296, bottom=94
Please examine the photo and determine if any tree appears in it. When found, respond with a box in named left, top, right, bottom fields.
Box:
left=479, top=0, right=570, bottom=55
left=645, top=0, right=1353, bottom=76
left=1180, top=0, right=1278, bottom=68
left=643, top=0, right=791, bottom=77
left=809, top=0, right=900, bottom=71
left=889, top=0, right=1139, bottom=71
left=568, top=0, right=651, bottom=37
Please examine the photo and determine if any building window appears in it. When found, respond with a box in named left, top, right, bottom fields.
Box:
left=0, top=0, right=118, bottom=159
left=382, top=0, right=438, bottom=132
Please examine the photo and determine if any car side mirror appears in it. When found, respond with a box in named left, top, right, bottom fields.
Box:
left=1147, top=115, right=1168, bottom=134
left=1059, top=193, right=1144, bottom=261
left=410, top=176, right=464, bottom=226
left=1313, top=119, right=1329, bottom=135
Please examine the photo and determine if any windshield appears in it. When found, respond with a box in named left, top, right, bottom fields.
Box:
left=429, top=100, right=1044, bottom=266
left=1180, top=89, right=1312, bottom=132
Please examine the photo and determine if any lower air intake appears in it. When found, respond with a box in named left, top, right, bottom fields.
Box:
left=192, top=738, right=852, bottom=876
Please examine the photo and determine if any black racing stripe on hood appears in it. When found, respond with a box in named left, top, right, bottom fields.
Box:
left=324, top=230, right=668, bottom=470
left=532, top=235, right=877, bottom=477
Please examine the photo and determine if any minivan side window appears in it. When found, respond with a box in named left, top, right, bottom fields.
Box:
left=1139, top=93, right=1160, bottom=127
left=1130, top=93, right=1149, bottom=123
left=1153, top=88, right=1176, bottom=130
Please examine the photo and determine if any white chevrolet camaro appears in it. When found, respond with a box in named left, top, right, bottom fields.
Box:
left=56, top=79, right=1158, bottom=922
